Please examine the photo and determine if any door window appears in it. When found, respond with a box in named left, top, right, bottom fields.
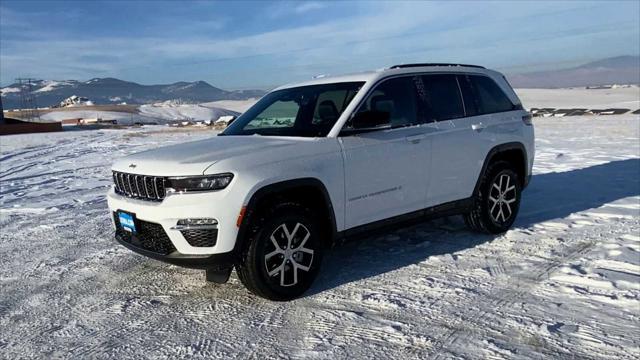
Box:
left=312, top=89, right=358, bottom=125
left=418, top=74, right=465, bottom=122
left=348, top=76, right=418, bottom=129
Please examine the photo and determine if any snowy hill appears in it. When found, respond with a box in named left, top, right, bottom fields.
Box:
left=508, top=56, right=640, bottom=88
left=35, top=103, right=241, bottom=125
left=138, top=102, right=240, bottom=122
left=0, top=78, right=266, bottom=110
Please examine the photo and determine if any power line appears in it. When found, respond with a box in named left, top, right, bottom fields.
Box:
left=15, top=78, right=41, bottom=122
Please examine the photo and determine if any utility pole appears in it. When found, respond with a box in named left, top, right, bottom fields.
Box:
left=15, top=78, right=41, bottom=122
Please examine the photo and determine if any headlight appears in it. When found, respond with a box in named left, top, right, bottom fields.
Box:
left=166, top=173, right=233, bottom=192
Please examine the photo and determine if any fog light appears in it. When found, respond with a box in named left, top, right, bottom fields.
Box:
left=171, top=218, right=218, bottom=230
left=178, top=218, right=218, bottom=226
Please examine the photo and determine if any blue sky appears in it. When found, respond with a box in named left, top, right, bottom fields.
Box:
left=1, top=0, right=639, bottom=89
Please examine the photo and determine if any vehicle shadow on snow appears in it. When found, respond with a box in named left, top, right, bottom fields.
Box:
left=308, top=158, right=640, bottom=295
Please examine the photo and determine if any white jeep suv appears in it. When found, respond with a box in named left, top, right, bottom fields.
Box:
left=108, top=63, right=534, bottom=301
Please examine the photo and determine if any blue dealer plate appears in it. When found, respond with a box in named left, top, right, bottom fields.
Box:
left=118, top=211, right=136, bottom=233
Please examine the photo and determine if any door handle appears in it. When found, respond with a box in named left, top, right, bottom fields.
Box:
left=471, top=122, right=486, bottom=132
left=405, top=134, right=425, bottom=144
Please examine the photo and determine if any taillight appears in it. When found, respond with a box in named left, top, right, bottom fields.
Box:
left=522, top=113, right=533, bottom=126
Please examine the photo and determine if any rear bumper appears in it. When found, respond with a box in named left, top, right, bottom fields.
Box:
left=115, top=231, right=236, bottom=269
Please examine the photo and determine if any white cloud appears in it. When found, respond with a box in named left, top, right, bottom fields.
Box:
left=1, top=1, right=638, bottom=88
left=1, top=2, right=438, bottom=81
left=294, top=1, right=326, bottom=14
left=267, top=0, right=328, bottom=19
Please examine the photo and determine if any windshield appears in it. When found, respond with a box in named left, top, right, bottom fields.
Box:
left=222, top=82, right=363, bottom=137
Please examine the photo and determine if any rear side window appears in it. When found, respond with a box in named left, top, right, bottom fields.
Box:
left=468, top=75, right=515, bottom=114
left=457, top=75, right=479, bottom=116
left=416, top=74, right=465, bottom=122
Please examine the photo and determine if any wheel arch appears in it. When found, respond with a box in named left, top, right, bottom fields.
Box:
left=474, top=142, right=529, bottom=196
left=234, top=178, right=338, bottom=255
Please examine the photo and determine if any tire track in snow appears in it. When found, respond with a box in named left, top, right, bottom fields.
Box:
left=429, top=228, right=609, bottom=358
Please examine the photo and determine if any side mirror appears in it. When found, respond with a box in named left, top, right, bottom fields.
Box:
left=351, top=110, right=390, bottom=129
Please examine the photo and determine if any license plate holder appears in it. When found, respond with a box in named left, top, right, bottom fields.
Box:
left=117, top=211, right=137, bottom=234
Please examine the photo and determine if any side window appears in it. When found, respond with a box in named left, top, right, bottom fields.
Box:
left=312, top=89, right=356, bottom=125
left=457, top=75, right=479, bottom=117
left=418, top=74, right=465, bottom=122
left=469, top=75, right=515, bottom=114
left=352, top=76, right=418, bottom=128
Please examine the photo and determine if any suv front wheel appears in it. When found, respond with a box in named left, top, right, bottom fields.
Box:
left=236, top=202, right=323, bottom=301
left=465, top=160, right=522, bottom=234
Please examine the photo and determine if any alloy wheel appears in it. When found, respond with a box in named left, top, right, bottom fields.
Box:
left=488, top=173, right=517, bottom=223
left=264, top=222, right=314, bottom=287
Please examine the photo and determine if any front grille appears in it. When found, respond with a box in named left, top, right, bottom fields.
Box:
left=114, top=213, right=176, bottom=255
left=113, top=171, right=166, bottom=201
left=181, top=229, right=218, bottom=247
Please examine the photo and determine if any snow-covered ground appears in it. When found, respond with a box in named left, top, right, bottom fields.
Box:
left=516, top=86, right=640, bottom=109
left=0, top=113, right=639, bottom=358
left=40, top=110, right=159, bottom=125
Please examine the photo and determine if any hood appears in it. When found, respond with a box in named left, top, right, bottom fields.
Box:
left=112, top=135, right=307, bottom=176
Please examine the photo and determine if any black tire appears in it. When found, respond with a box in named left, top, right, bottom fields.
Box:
left=236, top=202, right=323, bottom=301
left=464, top=160, right=522, bottom=234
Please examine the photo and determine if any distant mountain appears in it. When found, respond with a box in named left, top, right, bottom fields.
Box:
left=0, top=78, right=266, bottom=109
left=507, top=56, right=640, bottom=88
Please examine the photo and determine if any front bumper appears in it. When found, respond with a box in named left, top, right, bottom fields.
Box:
left=115, top=230, right=236, bottom=269
left=107, top=187, right=243, bottom=257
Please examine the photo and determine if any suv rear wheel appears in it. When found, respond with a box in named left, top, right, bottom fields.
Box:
left=465, top=160, right=521, bottom=234
left=236, top=202, right=323, bottom=301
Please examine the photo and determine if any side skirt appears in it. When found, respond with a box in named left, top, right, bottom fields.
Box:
left=337, top=198, right=473, bottom=241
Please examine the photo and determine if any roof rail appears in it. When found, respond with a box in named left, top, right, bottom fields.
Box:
left=389, top=63, right=486, bottom=69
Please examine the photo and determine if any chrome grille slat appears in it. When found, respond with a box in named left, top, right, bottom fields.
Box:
left=118, top=173, right=125, bottom=193
left=132, top=175, right=139, bottom=197
left=142, top=176, right=147, bottom=196
left=133, top=175, right=140, bottom=197
left=144, top=176, right=155, bottom=199
left=122, top=173, right=130, bottom=194
left=131, top=174, right=138, bottom=197
left=154, top=177, right=159, bottom=198
left=114, top=173, right=121, bottom=192
left=155, top=177, right=165, bottom=198
left=141, top=176, right=149, bottom=198
left=112, top=171, right=166, bottom=201
left=127, top=174, right=135, bottom=196
left=112, top=173, right=120, bottom=192
left=135, top=175, right=146, bottom=198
